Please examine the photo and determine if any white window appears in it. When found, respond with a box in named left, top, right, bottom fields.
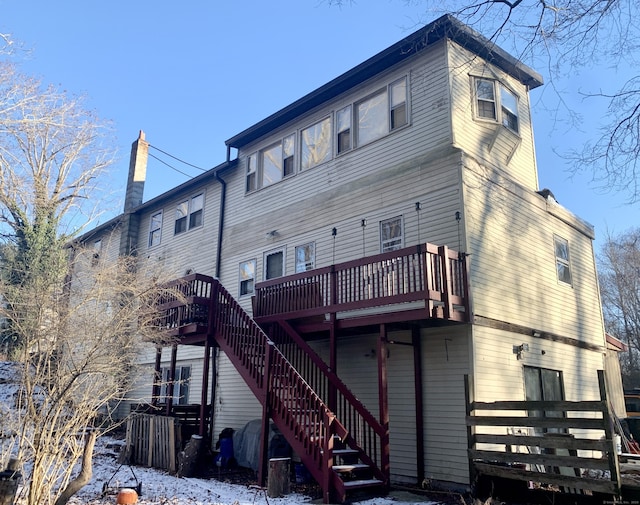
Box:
left=554, top=236, right=572, bottom=285
left=380, top=216, right=404, bottom=252
left=160, top=366, right=191, bottom=405
left=355, top=77, right=408, bottom=147
left=474, top=78, right=519, bottom=133
left=239, top=259, right=256, bottom=296
left=295, top=242, right=316, bottom=273
left=149, top=211, right=163, bottom=247
left=336, top=106, right=352, bottom=154
left=264, top=248, right=285, bottom=280
left=174, top=194, right=204, bottom=235
left=390, top=77, right=408, bottom=130
left=246, top=153, right=257, bottom=192
left=259, top=134, right=296, bottom=189
left=92, top=239, right=102, bottom=266
left=301, top=118, right=332, bottom=170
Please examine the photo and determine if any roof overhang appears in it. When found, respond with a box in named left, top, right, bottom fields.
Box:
left=225, top=14, right=543, bottom=149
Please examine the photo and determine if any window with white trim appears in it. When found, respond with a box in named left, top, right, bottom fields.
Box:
left=355, top=77, right=408, bottom=147
left=336, top=106, right=352, bottom=154
left=474, top=77, right=519, bottom=133
left=174, top=194, right=204, bottom=235
left=149, top=211, right=163, bottom=247
left=249, top=134, right=295, bottom=191
left=295, top=242, right=316, bottom=273
left=92, top=239, right=102, bottom=266
left=264, top=248, right=285, bottom=280
left=160, top=365, right=191, bottom=405
left=554, top=236, right=572, bottom=285
left=239, top=259, right=256, bottom=296
left=380, top=216, right=404, bottom=252
left=301, top=118, right=332, bottom=170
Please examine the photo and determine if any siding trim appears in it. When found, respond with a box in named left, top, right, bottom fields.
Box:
left=474, top=314, right=604, bottom=352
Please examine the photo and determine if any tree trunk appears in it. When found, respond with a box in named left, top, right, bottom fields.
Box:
left=54, top=431, right=97, bottom=505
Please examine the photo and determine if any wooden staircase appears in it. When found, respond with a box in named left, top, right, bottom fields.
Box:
left=157, top=274, right=389, bottom=503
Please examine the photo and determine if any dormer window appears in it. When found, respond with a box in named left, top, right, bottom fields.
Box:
left=474, top=78, right=519, bottom=134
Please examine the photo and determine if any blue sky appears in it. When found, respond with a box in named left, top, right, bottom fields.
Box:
left=1, top=1, right=636, bottom=251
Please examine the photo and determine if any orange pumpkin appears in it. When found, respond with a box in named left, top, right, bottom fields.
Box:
left=116, top=488, right=138, bottom=504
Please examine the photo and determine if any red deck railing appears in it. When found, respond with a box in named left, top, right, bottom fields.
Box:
left=254, top=243, right=469, bottom=323
left=153, top=275, right=388, bottom=502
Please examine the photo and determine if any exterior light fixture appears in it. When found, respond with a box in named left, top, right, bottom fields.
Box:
left=513, top=343, right=529, bottom=360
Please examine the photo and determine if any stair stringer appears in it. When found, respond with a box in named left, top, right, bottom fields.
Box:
left=210, top=280, right=386, bottom=503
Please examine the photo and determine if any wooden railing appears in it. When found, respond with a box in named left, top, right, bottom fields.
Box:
left=270, top=321, right=388, bottom=477
left=254, top=243, right=468, bottom=323
left=155, top=275, right=387, bottom=500
left=465, top=371, right=621, bottom=498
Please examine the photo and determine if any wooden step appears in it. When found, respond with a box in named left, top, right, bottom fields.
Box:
left=342, top=478, right=385, bottom=490
left=332, top=464, right=370, bottom=473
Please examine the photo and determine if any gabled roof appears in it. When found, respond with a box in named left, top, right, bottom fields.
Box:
left=225, top=14, right=543, bottom=149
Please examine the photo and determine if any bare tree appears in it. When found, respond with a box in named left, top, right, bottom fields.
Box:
left=598, top=228, right=640, bottom=386
left=330, top=0, right=640, bottom=201
left=0, top=61, right=173, bottom=504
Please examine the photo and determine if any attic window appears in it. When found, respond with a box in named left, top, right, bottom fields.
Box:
left=474, top=78, right=519, bottom=134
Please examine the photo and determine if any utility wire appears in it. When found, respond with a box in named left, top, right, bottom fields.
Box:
left=148, top=152, right=193, bottom=178
left=148, top=144, right=207, bottom=172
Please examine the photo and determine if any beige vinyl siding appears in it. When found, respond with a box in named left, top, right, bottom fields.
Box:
left=212, top=351, right=262, bottom=436
left=472, top=324, right=606, bottom=447
left=462, top=156, right=605, bottom=346
left=387, top=330, right=418, bottom=483
left=447, top=41, right=538, bottom=191
left=136, top=183, right=220, bottom=278
left=218, top=41, right=458, bottom=302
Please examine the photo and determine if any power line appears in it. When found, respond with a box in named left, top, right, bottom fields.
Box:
left=148, top=152, right=193, bottom=178
left=148, top=144, right=207, bottom=172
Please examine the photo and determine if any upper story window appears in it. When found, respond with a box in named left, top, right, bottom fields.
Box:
left=264, top=248, right=285, bottom=280
left=337, top=106, right=352, bottom=154
left=246, top=153, right=257, bottom=192
left=149, top=211, right=163, bottom=248
left=295, top=242, right=316, bottom=273
left=380, top=216, right=404, bottom=252
left=239, top=259, right=256, bottom=296
left=554, top=236, right=572, bottom=285
left=301, top=118, right=332, bottom=170
left=263, top=135, right=296, bottom=188
left=92, top=239, right=102, bottom=266
left=474, top=78, right=519, bottom=133
left=356, top=77, right=408, bottom=147
left=175, top=193, right=204, bottom=235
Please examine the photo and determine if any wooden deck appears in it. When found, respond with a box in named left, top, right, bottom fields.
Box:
left=254, top=243, right=469, bottom=330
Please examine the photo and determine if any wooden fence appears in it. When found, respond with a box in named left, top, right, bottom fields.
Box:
left=125, top=414, right=180, bottom=473
left=465, top=371, right=621, bottom=498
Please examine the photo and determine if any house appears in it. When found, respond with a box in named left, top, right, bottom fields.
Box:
left=78, top=14, right=623, bottom=503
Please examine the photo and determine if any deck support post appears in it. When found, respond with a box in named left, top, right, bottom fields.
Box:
left=328, top=313, right=337, bottom=413
left=412, top=326, right=425, bottom=483
left=152, top=346, right=162, bottom=408
left=199, top=340, right=211, bottom=437
left=378, top=324, right=390, bottom=481
left=165, top=344, right=177, bottom=416
left=258, top=342, right=275, bottom=487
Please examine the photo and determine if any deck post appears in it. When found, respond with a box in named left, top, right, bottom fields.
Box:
left=258, top=342, right=275, bottom=487
left=199, top=340, right=211, bottom=437
left=412, top=326, right=425, bottom=483
left=152, top=346, right=162, bottom=408
left=598, top=369, right=621, bottom=496
left=438, top=245, right=452, bottom=320
left=378, top=324, right=390, bottom=480
left=166, top=344, right=177, bottom=416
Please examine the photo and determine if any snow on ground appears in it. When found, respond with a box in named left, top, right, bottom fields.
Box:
left=2, top=362, right=442, bottom=505
left=56, top=436, right=443, bottom=505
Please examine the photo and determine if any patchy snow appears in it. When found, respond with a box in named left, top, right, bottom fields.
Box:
left=1, top=361, right=442, bottom=505
left=54, top=436, right=442, bottom=505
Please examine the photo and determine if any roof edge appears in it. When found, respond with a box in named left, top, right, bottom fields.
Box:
left=226, top=14, right=543, bottom=149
